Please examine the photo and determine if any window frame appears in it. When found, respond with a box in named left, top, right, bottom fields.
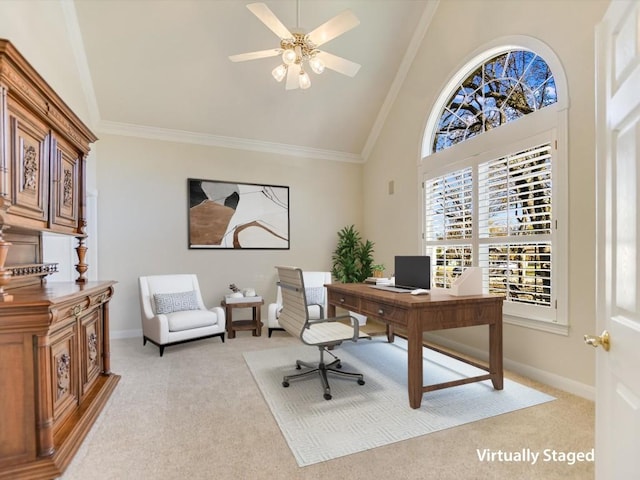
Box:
left=419, top=38, right=569, bottom=335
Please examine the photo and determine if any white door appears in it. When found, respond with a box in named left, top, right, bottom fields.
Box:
left=594, top=1, right=640, bottom=478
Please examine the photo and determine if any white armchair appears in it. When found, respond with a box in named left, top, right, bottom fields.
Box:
left=267, top=271, right=331, bottom=337
left=139, top=274, right=226, bottom=356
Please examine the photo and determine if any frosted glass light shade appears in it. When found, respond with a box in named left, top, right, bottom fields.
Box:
left=309, top=57, right=325, bottom=74
left=299, top=70, right=311, bottom=89
left=282, top=49, right=296, bottom=65
left=272, top=64, right=287, bottom=82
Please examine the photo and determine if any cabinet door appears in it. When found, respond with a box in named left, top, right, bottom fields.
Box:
left=80, top=308, right=102, bottom=397
left=49, top=322, right=78, bottom=432
left=50, top=134, right=80, bottom=230
left=7, top=101, right=49, bottom=227
left=0, top=334, right=36, bottom=468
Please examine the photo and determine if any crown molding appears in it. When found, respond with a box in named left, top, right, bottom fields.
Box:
left=96, top=120, right=364, bottom=163
left=361, top=0, right=440, bottom=161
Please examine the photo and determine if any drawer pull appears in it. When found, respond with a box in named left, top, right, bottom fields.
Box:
left=378, top=308, right=384, bottom=316
left=339, top=298, right=345, bottom=303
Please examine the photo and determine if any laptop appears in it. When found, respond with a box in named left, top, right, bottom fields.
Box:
left=371, top=256, right=431, bottom=293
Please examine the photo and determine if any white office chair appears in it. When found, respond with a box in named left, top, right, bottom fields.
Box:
left=276, top=266, right=369, bottom=400
left=139, top=274, right=226, bottom=356
left=267, top=271, right=331, bottom=337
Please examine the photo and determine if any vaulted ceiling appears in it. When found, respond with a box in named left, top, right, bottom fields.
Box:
left=73, top=0, right=436, bottom=162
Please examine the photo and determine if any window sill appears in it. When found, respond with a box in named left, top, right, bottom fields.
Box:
left=504, top=314, right=569, bottom=336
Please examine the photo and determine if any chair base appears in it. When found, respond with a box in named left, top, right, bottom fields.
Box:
left=282, top=350, right=365, bottom=400
left=143, top=332, right=225, bottom=357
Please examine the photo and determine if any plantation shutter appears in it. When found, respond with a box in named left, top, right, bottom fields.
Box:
left=478, top=144, right=553, bottom=309
left=424, top=168, right=473, bottom=288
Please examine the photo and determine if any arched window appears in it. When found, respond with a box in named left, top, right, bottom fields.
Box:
left=420, top=39, right=568, bottom=332
left=433, top=50, right=557, bottom=152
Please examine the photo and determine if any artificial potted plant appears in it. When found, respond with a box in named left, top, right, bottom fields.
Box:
left=331, top=225, right=376, bottom=325
left=331, top=225, right=375, bottom=283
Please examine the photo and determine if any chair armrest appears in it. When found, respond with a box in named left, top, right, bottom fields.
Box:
left=142, top=313, right=170, bottom=343
left=267, top=302, right=283, bottom=327
left=208, top=306, right=226, bottom=329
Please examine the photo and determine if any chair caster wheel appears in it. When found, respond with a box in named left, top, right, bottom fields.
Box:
left=324, top=393, right=332, bottom=400
left=296, top=365, right=302, bottom=370
left=358, top=379, right=365, bottom=385
left=336, top=363, right=342, bottom=369
left=282, top=381, right=289, bottom=387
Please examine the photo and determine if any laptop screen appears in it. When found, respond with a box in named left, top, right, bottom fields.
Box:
left=394, top=255, right=431, bottom=290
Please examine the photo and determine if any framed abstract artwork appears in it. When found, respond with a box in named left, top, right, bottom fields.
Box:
left=188, top=178, right=290, bottom=249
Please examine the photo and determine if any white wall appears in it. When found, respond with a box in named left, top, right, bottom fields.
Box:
left=363, top=0, right=611, bottom=391
left=0, top=1, right=90, bottom=123
left=95, top=134, right=363, bottom=335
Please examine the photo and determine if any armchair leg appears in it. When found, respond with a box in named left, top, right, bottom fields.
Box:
left=143, top=331, right=225, bottom=356
left=268, top=327, right=285, bottom=338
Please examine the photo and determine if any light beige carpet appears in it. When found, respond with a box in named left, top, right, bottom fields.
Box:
left=60, top=332, right=594, bottom=480
left=244, top=337, right=555, bottom=466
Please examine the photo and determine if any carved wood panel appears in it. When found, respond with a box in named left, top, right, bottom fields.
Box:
left=7, top=101, right=49, bottom=226
left=49, top=323, right=78, bottom=430
left=80, top=309, right=102, bottom=397
left=50, top=134, right=79, bottom=230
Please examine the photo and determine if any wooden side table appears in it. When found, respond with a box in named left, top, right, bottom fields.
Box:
left=221, top=297, right=264, bottom=338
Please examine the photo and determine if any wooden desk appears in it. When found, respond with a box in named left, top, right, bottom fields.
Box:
left=325, top=283, right=503, bottom=409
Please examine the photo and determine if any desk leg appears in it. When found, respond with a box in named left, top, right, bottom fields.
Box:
left=407, top=316, right=423, bottom=409
left=489, top=314, right=503, bottom=390
left=386, top=324, right=395, bottom=343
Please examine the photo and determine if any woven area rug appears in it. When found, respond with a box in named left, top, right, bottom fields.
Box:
left=244, top=337, right=555, bottom=467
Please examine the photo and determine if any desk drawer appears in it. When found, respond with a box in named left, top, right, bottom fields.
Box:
left=328, top=291, right=359, bottom=311
left=360, top=300, right=407, bottom=326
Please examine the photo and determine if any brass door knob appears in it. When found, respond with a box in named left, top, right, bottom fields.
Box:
left=583, top=330, right=610, bottom=351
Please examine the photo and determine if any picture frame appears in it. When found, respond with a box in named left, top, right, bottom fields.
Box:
left=188, top=178, right=290, bottom=249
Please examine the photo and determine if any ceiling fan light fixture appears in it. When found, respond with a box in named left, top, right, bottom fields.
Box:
left=281, top=48, right=296, bottom=65
left=272, top=64, right=287, bottom=82
left=230, top=3, right=361, bottom=91
left=299, top=70, right=311, bottom=89
left=309, top=56, right=325, bottom=75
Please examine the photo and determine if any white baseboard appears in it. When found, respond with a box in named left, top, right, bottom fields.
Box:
left=111, top=328, right=142, bottom=339
left=423, top=333, right=595, bottom=402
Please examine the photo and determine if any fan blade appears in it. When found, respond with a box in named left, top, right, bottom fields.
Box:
left=247, top=3, right=293, bottom=40
left=229, top=49, right=280, bottom=62
left=286, top=63, right=301, bottom=90
left=307, top=9, right=360, bottom=47
left=316, top=51, right=361, bottom=77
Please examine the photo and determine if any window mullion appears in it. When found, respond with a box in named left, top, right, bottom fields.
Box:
left=472, top=163, right=480, bottom=268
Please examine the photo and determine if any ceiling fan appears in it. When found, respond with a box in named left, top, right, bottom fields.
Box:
left=229, top=2, right=361, bottom=90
